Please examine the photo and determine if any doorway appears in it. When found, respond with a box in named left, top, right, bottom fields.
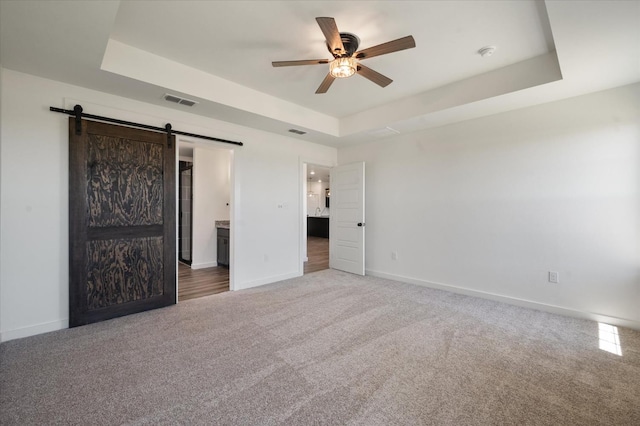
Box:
left=304, top=163, right=331, bottom=274
left=177, top=141, right=232, bottom=301
left=178, top=160, right=193, bottom=265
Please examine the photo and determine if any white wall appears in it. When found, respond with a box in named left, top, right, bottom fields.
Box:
left=191, top=146, right=230, bottom=268
left=307, top=192, right=321, bottom=216
left=306, top=181, right=330, bottom=216
left=339, top=83, right=640, bottom=330
left=0, top=68, right=336, bottom=341
left=307, top=182, right=329, bottom=216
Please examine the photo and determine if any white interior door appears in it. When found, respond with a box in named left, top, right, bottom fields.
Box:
left=330, top=162, right=365, bottom=275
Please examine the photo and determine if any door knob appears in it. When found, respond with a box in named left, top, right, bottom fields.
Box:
left=357, top=222, right=365, bottom=227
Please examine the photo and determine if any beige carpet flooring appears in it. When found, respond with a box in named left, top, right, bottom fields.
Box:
left=1, top=269, right=639, bottom=425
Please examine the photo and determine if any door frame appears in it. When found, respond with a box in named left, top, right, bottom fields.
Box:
left=299, top=157, right=336, bottom=276
left=178, top=160, right=193, bottom=265
left=175, top=137, right=236, bottom=295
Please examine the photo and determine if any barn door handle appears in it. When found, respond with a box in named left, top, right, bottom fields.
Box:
left=357, top=222, right=365, bottom=227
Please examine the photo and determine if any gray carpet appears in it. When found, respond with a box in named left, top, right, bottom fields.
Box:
left=1, top=269, right=639, bottom=425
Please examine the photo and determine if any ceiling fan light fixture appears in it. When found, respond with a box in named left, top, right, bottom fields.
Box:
left=330, top=57, right=357, bottom=78
left=272, top=17, right=415, bottom=93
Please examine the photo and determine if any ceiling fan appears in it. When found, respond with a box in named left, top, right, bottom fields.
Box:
left=272, top=17, right=416, bottom=94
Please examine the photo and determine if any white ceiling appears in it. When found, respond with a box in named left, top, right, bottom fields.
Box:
left=110, top=0, right=553, bottom=118
left=1, top=1, right=639, bottom=147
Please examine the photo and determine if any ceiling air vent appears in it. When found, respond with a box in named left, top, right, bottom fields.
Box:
left=288, top=129, right=307, bottom=135
left=163, top=93, right=198, bottom=107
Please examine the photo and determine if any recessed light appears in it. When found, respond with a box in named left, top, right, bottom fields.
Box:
left=318, top=179, right=322, bottom=182
left=310, top=171, right=315, bottom=175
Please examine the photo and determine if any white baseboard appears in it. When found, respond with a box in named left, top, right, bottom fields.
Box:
left=0, top=319, right=69, bottom=342
left=366, top=269, right=640, bottom=331
left=236, top=271, right=301, bottom=291
left=190, top=261, right=217, bottom=270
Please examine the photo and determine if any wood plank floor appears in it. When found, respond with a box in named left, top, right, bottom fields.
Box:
left=304, top=236, right=329, bottom=274
left=179, top=236, right=327, bottom=300
left=178, top=263, right=229, bottom=301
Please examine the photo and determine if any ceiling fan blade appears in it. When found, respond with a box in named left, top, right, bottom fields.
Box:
left=355, top=35, right=416, bottom=60
left=357, top=64, right=393, bottom=87
left=316, top=17, right=345, bottom=55
left=315, top=73, right=335, bottom=94
left=272, top=59, right=330, bottom=67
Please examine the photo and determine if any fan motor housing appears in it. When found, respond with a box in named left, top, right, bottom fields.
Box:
left=329, top=32, right=360, bottom=57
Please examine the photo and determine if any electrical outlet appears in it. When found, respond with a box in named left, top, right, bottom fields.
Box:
left=391, top=251, right=398, bottom=261
left=549, top=271, right=559, bottom=283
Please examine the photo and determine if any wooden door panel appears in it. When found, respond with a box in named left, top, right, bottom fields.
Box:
left=87, top=133, right=164, bottom=227
left=86, top=236, right=164, bottom=309
left=69, top=118, right=176, bottom=327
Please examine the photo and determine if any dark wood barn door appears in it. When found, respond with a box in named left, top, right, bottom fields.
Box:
left=69, top=118, right=176, bottom=327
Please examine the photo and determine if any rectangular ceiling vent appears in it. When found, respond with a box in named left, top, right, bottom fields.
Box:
left=367, top=126, right=400, bottom=138
left=288, top=129, right=307, bottom=135
left=163, top=93, right=198, bottom=107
